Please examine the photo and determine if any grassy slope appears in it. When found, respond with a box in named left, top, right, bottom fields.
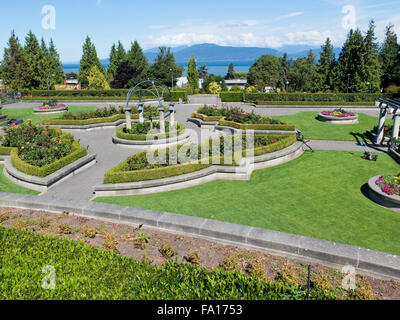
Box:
left=272, top=112, right=390, bottom=141
left=0, top=165, right=39, bottom=195
left=1, top=105, right=96, bottom=124
left=95, top=151, right=400, bottom=255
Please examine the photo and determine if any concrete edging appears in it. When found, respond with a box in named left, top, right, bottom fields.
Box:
left=94, top=142, right=304, bottom=196
left=111, top=130, right=191, bottom=147
left=389, top=148, right=400, bottom=164
left=0, top=154, right=97, bottom=192
left=0, top=192, right=399, bottom=279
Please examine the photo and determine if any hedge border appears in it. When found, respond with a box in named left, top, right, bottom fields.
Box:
left=103, top=134, right=295, bottom=184
left=192, top=111, right=295, bottom=131
left=255, top=101, right=376, bottom=106
left=0, top=139, right=88, bottom=178
left=116, top=123, right=185, bottom=141
left=42, top=113, right=139, bottom=126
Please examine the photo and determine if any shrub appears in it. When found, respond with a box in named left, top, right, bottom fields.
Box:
left=0, top=212, right=10, bottom=223
left=133, top=232, right=150, bottom=249
left=82, top=226, right=98, bottom=239
left=275, top=264, right=299, bottom=288
left=116, top=123, right=185, bottom=141
left=104, top=233, right=120, bottom=254
left=159, top=242, right=177, bottom=259
left=38, top=216, right=51, bottom=229
left=57, top=223, right=72, bottom=235
left=13, top=219, right=27, bottom=230
left=220, top=91, right=244, bottom=102
left=184, top=250, right=201, bottom=266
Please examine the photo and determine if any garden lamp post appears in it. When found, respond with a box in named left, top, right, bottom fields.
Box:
left=138, top=104, right=144, bottom=123
left=286, top=81, right=289, bottom=92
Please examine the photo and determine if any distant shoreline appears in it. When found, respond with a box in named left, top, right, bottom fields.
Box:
left=63, top=61, right=252, bottom=77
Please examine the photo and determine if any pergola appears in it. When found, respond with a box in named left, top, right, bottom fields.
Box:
left=375, top=98, right=400, bottom=144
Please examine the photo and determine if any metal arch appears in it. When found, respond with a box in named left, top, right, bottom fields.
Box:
left=125, top=80, right=174, bottom=109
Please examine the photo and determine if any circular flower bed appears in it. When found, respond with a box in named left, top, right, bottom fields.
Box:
left=2, top=122, right=74, bottom=167
left=318, top=109, right=358, bottom=124
left=375, top=174, right=400, bottom=196
left=34, top=101, right=68, bottom=114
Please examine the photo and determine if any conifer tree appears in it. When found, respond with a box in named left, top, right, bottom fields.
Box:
left=24, top=31, right=48, bottom=89
left=48, top=39, right=64, bottom=84
left=126, top=41, right=149, bottom=87
left=87, top=65, right=110, bottom=90
left=107, top=41, right=127, bottom=81
left=380, top=24, right=400, bottom=88
left=318, top=38, right=336, bottom=91
left=0, top=31, right=31, bottom=91
left=187, top=56, right=199, bottom=91
left=225, top=63, right=235, bottom=80
left=149, top=47, right=183, bottom=87
left=363, top=20, right=382, bottom=92
left=78, top=36, right=105, bottom=88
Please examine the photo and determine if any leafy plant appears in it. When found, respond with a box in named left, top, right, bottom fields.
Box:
left=104, top=233, right=119, bottom=254
left=133, top=232, right=150, bottom=249
left=159, top=242, right=177, bottom=259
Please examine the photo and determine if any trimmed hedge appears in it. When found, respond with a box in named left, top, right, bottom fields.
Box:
left=191, top=112, right=224, bottom=122
left=218, top=119, right=295, bottom=131
left=24, top=90, right=188, bottom=102
left=255, top=101, right=376, bottom=106
left=104, top=134, right=296, bottom=184
left=116, top=123, right=185, bottom=141
left=244, top=93, right=386, bottom=103
left=220, top=92, right=244, bottom=102
left=0, top=140, right=87, bottom=178
left=42, top=114, right=138, bottom=126
left=192, top=111, right=295, bottom=131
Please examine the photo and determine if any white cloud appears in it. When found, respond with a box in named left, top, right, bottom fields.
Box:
left=149, top=25, right=169, bottom=30
left=276, top=12, right=304, bottom=20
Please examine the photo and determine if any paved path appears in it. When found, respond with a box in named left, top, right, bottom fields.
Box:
left=2, top=102, right=389, bottom=201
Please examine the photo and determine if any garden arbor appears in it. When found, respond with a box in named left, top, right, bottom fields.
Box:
left=375, top=99, right=400, bottom=144
left=124, top=80, right=175, bottom=132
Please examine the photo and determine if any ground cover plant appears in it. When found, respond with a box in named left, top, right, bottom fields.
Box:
left=96, top=150, right=400, bottom=256
left=0, top=218, right=388, bottom=300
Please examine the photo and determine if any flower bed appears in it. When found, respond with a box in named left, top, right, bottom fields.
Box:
left=104, top=134, right=296, bottom=184
left=192, top=106, right=295, bottom=131
left=0, top=122, right=87, bottom=177
left=33, top=101, right=68, bottom=114
left=116, top=122, right=185, bottom=141
left=375, top=174, right=400, bottom=196
left=318, top=108, right=359, bottom=124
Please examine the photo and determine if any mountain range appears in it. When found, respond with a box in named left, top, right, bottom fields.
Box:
left=68, top=43, right=341, bottom=66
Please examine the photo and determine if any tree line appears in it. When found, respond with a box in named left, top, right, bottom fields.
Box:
left=1, top=20, right=399, bottom=94
left=245, top=21, right=400, bottom=93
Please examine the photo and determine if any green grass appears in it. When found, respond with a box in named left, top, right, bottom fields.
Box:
left=1, top=105, right=96, bottom=124
left=0, top=165, right=39, bottom=195
left=95, top=151, right=400, bottom=255
left=271, top=112, right=389, bottom=141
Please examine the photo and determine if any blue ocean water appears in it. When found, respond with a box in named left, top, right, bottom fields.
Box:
left=63, top=61, right=252, bottom=77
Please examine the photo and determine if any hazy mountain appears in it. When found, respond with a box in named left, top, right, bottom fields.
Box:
left=64, top=43, right=342, bottom=67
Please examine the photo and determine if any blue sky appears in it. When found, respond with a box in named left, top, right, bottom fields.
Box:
left=0, top=0, right=399, bottom=62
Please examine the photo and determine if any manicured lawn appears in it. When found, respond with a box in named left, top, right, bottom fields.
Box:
left=95, top=151, right=400, bottom=255
left=1, top=105, right=96, bottom=124
left=0, top=165, right=39, bottom=195
left=272, top=112, right=390, bottom=141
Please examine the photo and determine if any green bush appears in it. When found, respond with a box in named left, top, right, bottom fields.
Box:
left=255, top=101, right=376, bottom=106
left=244, top=93, right=386, bottom=103
left=218, top=119, right=295, bottom=131
left=220, top=91, right=244, bottom=102
left=191, top=112, right=224, bottom=122
left=42, top=114, right=138, bottom=126
left=0, top=226, right=350, bottom=300
left=116, top=123, right=185, bottom=141
left=104, top=134, right=296, bottom=184
left=24, top=90, right=188, bottom=102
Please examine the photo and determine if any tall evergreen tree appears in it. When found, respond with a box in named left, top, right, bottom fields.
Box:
left=0, top=31, right=31, bottom=91
left=363, top=20, right=382, bottom=92
left=291, top=50, right=320, bottom=92
left=48, top=39, right=64, bottom=84
left=248, top=55, right=280, bottom=89
left=187, top=56, right=199, bottom=91
left=78, top=36, right=105, bottom=88
left=87, top=65, right=110, bottom=90
left=111, top=61, right=140, bottom=89
left=24, top=31, right=49, bottom=89
left=380, top=24, right=400, bottom=88
left=149, top=47, right=183, bottom=87
left=225, top=63, right=235, bottom=80
left=125, top=41, right=149, bottom=88
left=107, top=41, right=127, bottom=80
left=318, top=38, right=336, bottom=91
left=333, top=29, right=366, bottom=92
left=198, top=64, right=208, bottom=79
